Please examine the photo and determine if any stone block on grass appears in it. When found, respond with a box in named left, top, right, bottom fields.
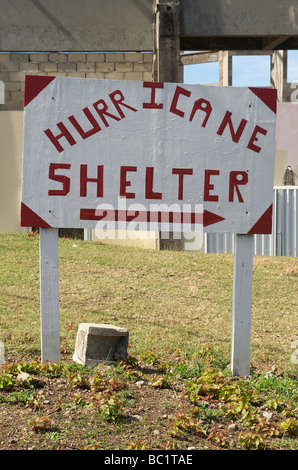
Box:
left=73, top=323, right=129, bottom=366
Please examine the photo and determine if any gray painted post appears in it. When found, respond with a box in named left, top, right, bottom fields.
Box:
left=231, top=234, right=254, bottom=376
left=39, top=228, right=60, bottom=363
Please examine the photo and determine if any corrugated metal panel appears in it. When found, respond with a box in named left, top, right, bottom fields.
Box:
left=204, top=186, right=298, bottom=257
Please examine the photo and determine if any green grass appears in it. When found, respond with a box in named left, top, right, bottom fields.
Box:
left=0, top=231, right=297, bottom=373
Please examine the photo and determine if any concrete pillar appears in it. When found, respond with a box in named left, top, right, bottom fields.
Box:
left=271, top=50, right=289, bottom=102
left=219, top=51, right=233, bottom=86
left=154, top=1, right=183, bottom=250
left=153, top=0, right=182, bottom=83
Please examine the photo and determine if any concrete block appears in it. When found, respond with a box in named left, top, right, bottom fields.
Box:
left=0, top=53, right=10, bottom=62
left=58, top=62, right=77, bottom=72
left=73, top=323, right=129, bottom=366
left=115, top=62, right=133, bottom=73
left=9, top=53, right=29, bottom=63
left=38, top=62, right=58, bottom=73
left=124, top=52, right=143, bottom=63
left=124, top=72, right=143, bottom=81
left=8, top=71, right=25, bottom=81
left=5, top=81, right=21, bottom=91
left=87, top=53, right=105, bottom=63
left=86, top=72, right=104, bottom=79
left=48, top=53, right=67, bottom=63
left=95, top=62, right=114, bottom=73
left=19, top=63, right=39, bottom=73
left=29, top=53, right=49, bottom=63
left=66, top=72, right=86, bottom=78
left=10, top=91, right=24, bottom=102
left=143, top=72, right=153, bottom=82
left=133, top=62, right=152, bottom=72
left=104, top=72, right=124, bottom=80
left=68, top=53, right=86, bottom=63
left=106, top=53, right=125, bottom=63
left=1, top=62, right=20, bottom=72
left=77, top=62, right=96, bottom=73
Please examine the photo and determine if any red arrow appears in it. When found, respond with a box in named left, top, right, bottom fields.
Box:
left=203, top=210, right=225, bottom=227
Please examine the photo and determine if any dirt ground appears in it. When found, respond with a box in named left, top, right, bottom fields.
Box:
left=0, top=351, right=297, bottom=451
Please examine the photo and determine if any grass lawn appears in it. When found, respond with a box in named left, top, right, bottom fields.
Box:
left=0, top=232, right=296, bottom=370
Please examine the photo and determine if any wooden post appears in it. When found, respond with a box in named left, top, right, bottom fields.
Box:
left=39, top=228, right=60, bottom=363
left=231, top=234, right=254, bottom=376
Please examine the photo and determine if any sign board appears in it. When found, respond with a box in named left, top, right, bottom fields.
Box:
left=21, top=76, right=277, bottom=235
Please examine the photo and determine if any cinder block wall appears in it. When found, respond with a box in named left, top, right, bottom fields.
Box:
left=0, top=52, right=153, bottom=111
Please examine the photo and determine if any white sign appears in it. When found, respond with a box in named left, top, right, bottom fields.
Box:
left=21, top=76, right=277, bottom=234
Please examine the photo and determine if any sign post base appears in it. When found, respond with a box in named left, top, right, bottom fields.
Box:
left=39, top=228, right=60, bottom=364
left=231, top=234, right=254, bottom=376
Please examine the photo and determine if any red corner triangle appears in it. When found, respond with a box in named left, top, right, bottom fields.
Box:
left=203, top=210, right=225, bottom=227
left=247, top=204, right=273, bottom=234
left=20, top=202, right=52, bottom=228
left=248, top=87, right=277, bottom=114
left=24, top=75, right=56, bottom=107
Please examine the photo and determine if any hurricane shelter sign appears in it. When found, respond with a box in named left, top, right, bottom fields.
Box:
left=21, top=76, right=277, bottom=235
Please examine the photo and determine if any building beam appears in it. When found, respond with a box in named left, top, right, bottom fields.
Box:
left=263, top=36, right=290, bottom=50
left=181, top=51, right=219, bottom=66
